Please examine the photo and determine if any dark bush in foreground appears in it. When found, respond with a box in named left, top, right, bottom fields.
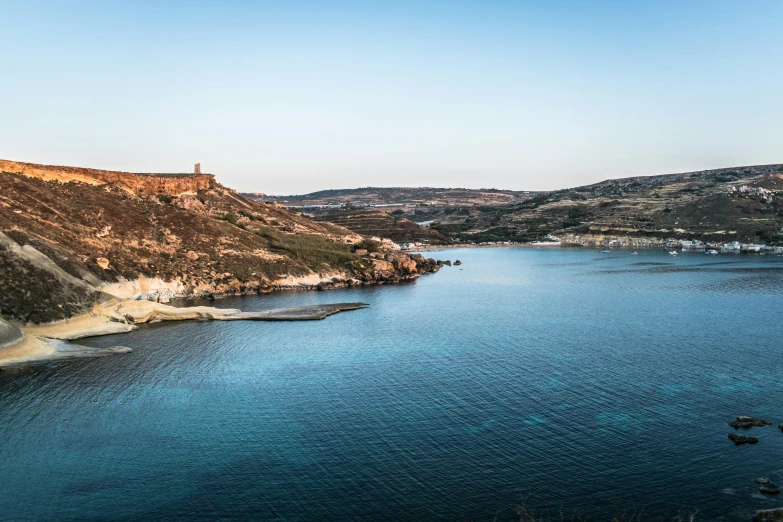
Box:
left=0, top=244, right=100, bottom=324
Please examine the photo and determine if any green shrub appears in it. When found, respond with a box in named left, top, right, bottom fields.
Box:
left=355, top=239, right=382, bottom=253
left=0, top=244, right=100, bottom=323
left=222, top=212, right=246, bottom=229
left=257, top=226, right=357, bottom=270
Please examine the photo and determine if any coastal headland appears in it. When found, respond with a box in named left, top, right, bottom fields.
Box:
left=0, top=159, right=445, bottom=367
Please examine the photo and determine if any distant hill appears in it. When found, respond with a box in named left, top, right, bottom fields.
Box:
left=436, top=164, right=783, bottom=244
left=308, top=208, right=447, bottom=244
left=243, top=186, right=536, bottom=207
left=250, top=164, right=783, bottom=245
left=241, top=186, right=537, bottom=245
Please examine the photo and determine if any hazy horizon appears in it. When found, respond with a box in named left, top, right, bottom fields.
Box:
left=257, top=160, right=783, bottom=196
left=2, top=1, right=781, bottom=194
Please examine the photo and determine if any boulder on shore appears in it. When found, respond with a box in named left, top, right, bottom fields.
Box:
left=729, top=416, right=772, bottom=429
left=728, top=433, right=758, bottom=445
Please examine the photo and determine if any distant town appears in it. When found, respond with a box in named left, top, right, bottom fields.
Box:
left=399, top=236, right=783, bottom=255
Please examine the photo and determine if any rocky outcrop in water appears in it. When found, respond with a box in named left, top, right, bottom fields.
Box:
left=407, top=254, right=442, bottom=274
left=729, top=416, right=772, bottom=429
left=756, top=478, right=782, bottom=495
left=755, top=508, right=783, bottom=522
left=728, top=433, right=759, bottom=445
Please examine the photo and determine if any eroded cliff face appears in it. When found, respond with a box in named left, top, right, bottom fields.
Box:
left=97, top=250, right=443, bottom=303
left=0, top=161, right=444, bottom=324
left=0, top=159, right=214, bottom=196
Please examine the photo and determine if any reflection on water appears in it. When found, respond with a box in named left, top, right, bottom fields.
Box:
left=0, top=248, right=782, bottom=521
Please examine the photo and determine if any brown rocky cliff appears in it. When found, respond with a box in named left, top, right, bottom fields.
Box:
left=0, top=165, right=445, bottom=323
left=0, top=159, right=214, bottom=196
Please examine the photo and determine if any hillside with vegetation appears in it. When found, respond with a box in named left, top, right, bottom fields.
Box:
left=308, top=208, right=448, bottom=244
left=259, top=165, right=783, bottom=246
left=433, top=164, right=783, bottom=244
left=0, top=160, right=443, bottom=324
left=248, top=186, right=535, bottom=207
left=243, top=186, right=536, bottom=245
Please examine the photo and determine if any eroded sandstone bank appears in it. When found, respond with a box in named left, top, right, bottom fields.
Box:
left=97, top=252, right=444, bottom=302
left=0, top=301, right=369, bottom=367
left=0, top=316, right=131, bottom=368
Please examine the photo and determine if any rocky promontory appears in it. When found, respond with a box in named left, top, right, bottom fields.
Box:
left=0, top=159, right=448, bottom=367
left=0, top=159, right=445, bottom=324
left=1, top=300, right=370, bottom=367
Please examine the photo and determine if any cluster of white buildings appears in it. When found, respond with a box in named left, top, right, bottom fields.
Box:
left=399, top=240, right=519, bottom=250
left=678, top=240, right=782, bottom=254
left=565, top=236, right=783, bottom=254
left=730, top=185, right=777, bottom=198
left=672, top=239, right=775, bottom=253
left=645, top=238, right=781, bottom=254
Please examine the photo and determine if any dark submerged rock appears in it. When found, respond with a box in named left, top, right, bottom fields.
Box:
left=729, top=416, right=772, bottom=429
left=754, top=508, right=783, bottom=522
left=761, top=484, right=782, bottom=495
left=728, top=433, right=759, bottom=445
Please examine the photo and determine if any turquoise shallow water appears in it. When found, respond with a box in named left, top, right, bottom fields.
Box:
left=1, top=247, right=783, bottom=521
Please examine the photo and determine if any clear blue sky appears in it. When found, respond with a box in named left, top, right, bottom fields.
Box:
left=1, top=1, right=781, bottom=194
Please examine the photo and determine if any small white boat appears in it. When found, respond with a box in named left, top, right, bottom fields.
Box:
left=706, top=250, right=718, bottom=255
left=669, top=251, right=678, bottom=255
left=631, top=252, right=638, bottom=255
left=600, top=249, right=611, bottom=253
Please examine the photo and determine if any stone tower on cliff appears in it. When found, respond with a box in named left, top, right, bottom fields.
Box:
left=194, top=163, right=201, bottom=175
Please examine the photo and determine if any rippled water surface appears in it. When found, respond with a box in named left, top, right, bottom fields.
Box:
left=2, top=248, right=783, bottom=521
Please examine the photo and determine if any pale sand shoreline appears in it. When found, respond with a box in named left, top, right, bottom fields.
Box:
left=0, top=326, right=132, bottom=369
left=0, top=300, right=369, bottom=368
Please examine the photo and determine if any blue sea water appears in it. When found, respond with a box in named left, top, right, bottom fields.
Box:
left=1, top=247, right=783, bottom=521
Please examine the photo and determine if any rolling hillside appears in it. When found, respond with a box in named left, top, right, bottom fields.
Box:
left=255, top=165, right=783, bottom=245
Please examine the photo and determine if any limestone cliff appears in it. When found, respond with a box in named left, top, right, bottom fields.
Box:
left=0, top=160, right=442, bottom=324
left=0, top=159, right=215, bottom=196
